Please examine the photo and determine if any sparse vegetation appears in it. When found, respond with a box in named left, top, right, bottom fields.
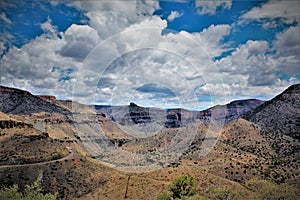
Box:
left=0, top=181, right=58, bottom=200
left=245, top=178, right=299, bottom=200
left=0, top=84, right=299, bottom=199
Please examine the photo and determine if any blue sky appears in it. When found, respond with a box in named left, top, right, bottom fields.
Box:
left=0, top=0, right=299, bottom=110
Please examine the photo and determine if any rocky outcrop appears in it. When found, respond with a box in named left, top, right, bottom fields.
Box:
left=128, top=102, right=152, bottom=124
left=0, top=120, right=31, bottom=129
left=164, top=109, right=196, bottom=128
left=0, top=120, right=24, bottom=129
left=0, top=86, right=70, bottom=115
left=38, top=95, right=57, bottom=102
left=165, top=111, right=181, bottom=128
left=28, top=132, right=49, bottom=141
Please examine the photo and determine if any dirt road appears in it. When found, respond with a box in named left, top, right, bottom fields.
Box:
left=0, top=147, right=75, bottom=169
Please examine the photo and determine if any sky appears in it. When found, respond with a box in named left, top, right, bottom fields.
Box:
left=0, top=0, right=299, bottom=110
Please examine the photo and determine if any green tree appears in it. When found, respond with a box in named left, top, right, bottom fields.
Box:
left=158, top=175, right=200, bottom=200
left=0, top=181, right=58, bottom=200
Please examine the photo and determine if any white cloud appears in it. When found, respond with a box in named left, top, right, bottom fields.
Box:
left=0, top=20, right=89, bottom=99
left=271, top=25, right=300, bottom=76
left=0, top=42, right=5, bottom=55
left=40, top=17, right=57, bottom=35
left=273, top=26, right=300, bottom=57
left=1, top=0, right=298, bottom=110
left=193, top=24, right=231, bottom=56
left=67, top=1, right=159, bottom=39
left=0, top=11, right=234, bottom=109
left=217, top=40, right=275, bottom=85
left=240, top=1, right=300, bottom=25
left=214, top=37, right=299, bottom=101
left=1, top=1, right=234, bottom=109
left=167, top=11, right=183, bottom=22
left=74, top=18, right=231, bottom=108
left=0, top=12, right=12, bottom=24
left=60, top=24, right=100, bottom=60
left=195, top=0, right=232, bottom=15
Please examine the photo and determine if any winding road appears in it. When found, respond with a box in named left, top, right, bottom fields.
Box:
left=0, top=147, right=75, bottom=169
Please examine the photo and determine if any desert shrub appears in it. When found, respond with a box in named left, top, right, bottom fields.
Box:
left=0, top=181, right=58, bottom=200
left=158, top=175, right=201, bottom=200
left=245, top=178, right=298, bottom=200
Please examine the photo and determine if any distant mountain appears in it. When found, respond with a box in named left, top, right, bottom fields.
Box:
left=1, top=85, right=266, bottom=129
left=243, top=84, right=300, bottom=140
left=196, top=99, right=265, bottom=122
left=94, top=102, right=196, bottom=129
left=95, top=99, right=265, bottom=129
left=0, top=86, right=70, bottom=115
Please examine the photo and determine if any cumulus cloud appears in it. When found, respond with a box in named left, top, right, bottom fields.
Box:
left=195, top=0, right=232, bottom=15
left=217, top=40, right=276, bottom=85
left=273, top=26, right=300, bottom=57
left=60, top=24, right=100, bottom=60
left=214, top=36, right=299, bottom=101
left=60, top=13, right=230, bottom=108
left=237, top=0, right=300, bottom=79
left=167, top=11, right=183, bottom=21
left=193, top=24, right=231, bottom=56
left=67, top=1, right=159, bottom=39
left=40, top=17, right=57, bottom=35
left=240, top=1, right=300, bottom=25
left=0, top=20, right=89, bottom=98
left=0, top=7, right=233, bottom=109
left=271, top=25, right=300, bottom=76
left=1, top=0, right=298, bottom=110
left=1, top=0, right=233, bottom=109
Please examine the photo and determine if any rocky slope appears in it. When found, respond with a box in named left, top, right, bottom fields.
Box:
left=243, top=84, right=300, bottom=140
left=0, top=86, right=70, bottom=115
left=0, top=112, right=69, bottom=165
left=1, top=84, right=300, bottom=199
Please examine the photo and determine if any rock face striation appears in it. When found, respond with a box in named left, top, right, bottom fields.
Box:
left=95, top=100, right=265, bottom=129
left=127, top=102, right=152, bottom=124
left=0, top=86, right=70, bottom=115
left=38, top=95, right=57, bottom=102
left=164, top=108, right=196, bottom=128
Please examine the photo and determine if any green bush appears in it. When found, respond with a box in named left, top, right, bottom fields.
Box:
left=158, top=175, right=200, bottom=200
left=0, top=184, right=21, bottom=199
left=0, top=181, right=58, bottom=200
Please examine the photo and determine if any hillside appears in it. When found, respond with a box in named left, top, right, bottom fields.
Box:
left=1, top=84, right=300, bottom=199
left=243, top=84, right=300, bottom=140
left=0, top=111, right=124, bottom=199
left=81, top=117, right=300, bottom=199
left=0, top=113, right=69, bottom=165
left=0, top=86, right=70, bottom=115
